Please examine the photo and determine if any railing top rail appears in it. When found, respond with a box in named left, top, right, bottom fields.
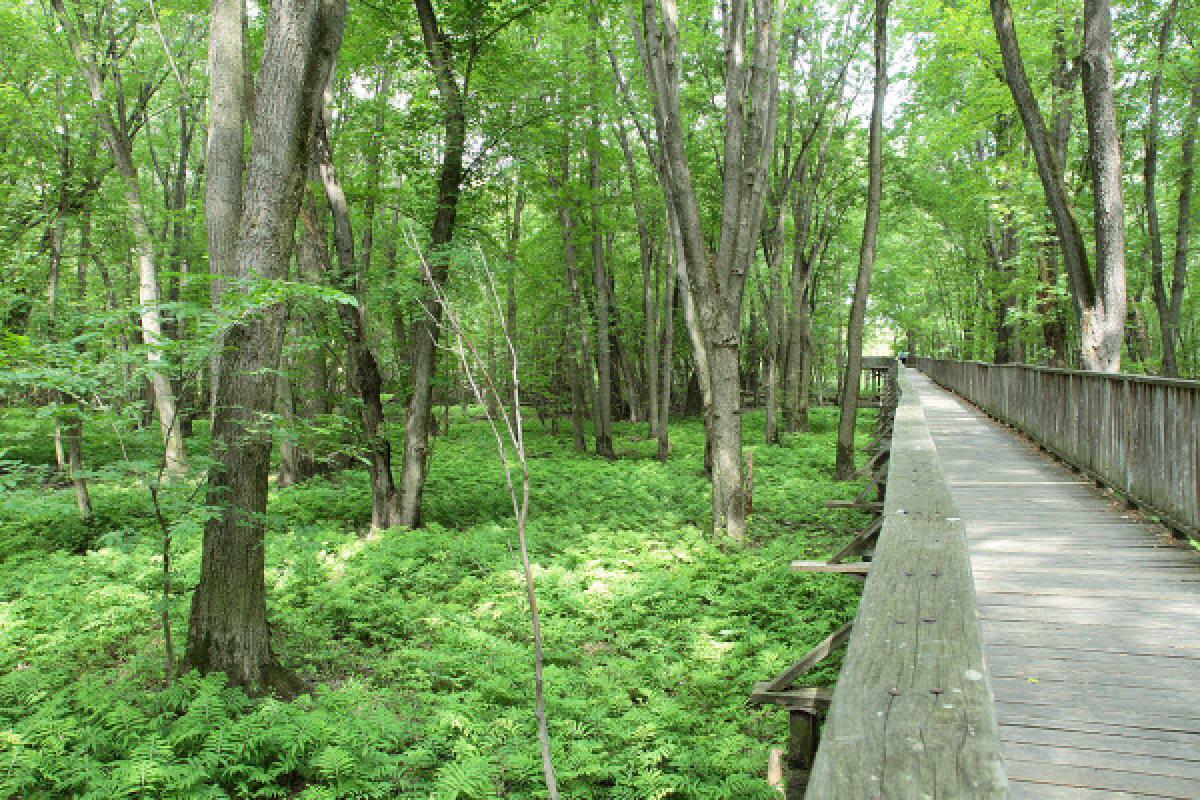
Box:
left=916, top=357, right=1200, bottom=390
left=805, top=368, right=1007, bottom=798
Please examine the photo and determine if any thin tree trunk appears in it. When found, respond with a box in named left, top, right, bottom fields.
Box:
left=587, top=10, right=615, bottom=458
left=315, top=109, right=399, bottom=530
left=70, top=201, right=94, bottom=522
left=1163, top=72, right=1200, bottom=376
left=834, top=0, right=888, bottom=480
left=50, top=0, right=189, bottom=474
left=505, top=178, right=524, bottom=396
left=397, top=0, right=467, bottom=528
left=614, top=116, right=658, bottom=438
left=1145, top=1, right=1178, bottom=372
left=657, top=230, right=676, bottom=461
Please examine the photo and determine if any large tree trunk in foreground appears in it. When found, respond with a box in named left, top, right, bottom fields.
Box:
left=834, top=0, right=888, bottom=480
left=185, top=0, right=344, bottom=694
left=396, top=0, right=466, bottom=528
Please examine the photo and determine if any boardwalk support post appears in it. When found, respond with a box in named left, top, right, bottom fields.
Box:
left=787, top=710, right=819, bottom=797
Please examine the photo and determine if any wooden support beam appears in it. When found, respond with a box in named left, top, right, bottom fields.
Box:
left=749, top=683, right=834, bottom=711
left=829, top=517, right=884, bottom=564
left=856, top=447, right=889, bottom=479
left=764, top=620, right=854, bottom=692
left=790, top=561, right=870, bottom=575
left=823, top=500, right=884, bottom=511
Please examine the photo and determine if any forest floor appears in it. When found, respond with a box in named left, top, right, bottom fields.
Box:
left=0, top=407, right=872, bottom=799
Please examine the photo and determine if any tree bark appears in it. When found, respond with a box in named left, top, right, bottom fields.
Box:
left=50, top=0, right=189, bottom=475
left=1144, top=2, right=1177, bottom=371
left=834, top=0, right=888, bottom=481
left=206, top=0, right=247, bottom=418
left=657, top=228, right=677, bottom=461
left=637, top=0, right=784, bottom=539
left=315, top=109, right=399, bottom=530
left=587, top=10, right=615, bottom=458
left=1163, top=73, right=1200, bottom=377
left=1149, top=6, right=1196, bottom=376
left=991, top=0, right=1124, bottom=372
left=185, top=0, right=345, bottom=694
left=397, top=0, right=467, bottom=528
left=1079, top=0, right=1127, bottom=372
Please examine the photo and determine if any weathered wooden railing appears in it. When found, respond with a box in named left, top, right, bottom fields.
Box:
left=752, top=365, right=1005, bottom=797
left=803, top=366, right=1007, bottom=798
left=913, top=357, right=1200, bottom=537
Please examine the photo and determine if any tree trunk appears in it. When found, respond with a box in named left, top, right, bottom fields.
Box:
left=50, top=0, right=189, bottom=475
left=657, top=230, right=676, bottom=461
left=505, top=178, right=524, bottom=396
left=71, top=201, right=94, bottom=522
left=1079, top=0, right=1127, bottom=372
left=1162, top=72, right=1200, bottom=376
left=315, top=110, right=399, bottom=530
left=991, top=0, right=1124, bottom=372
left=206, top=0, right=246, bottom=418
left=615, top=116, right=658, bottom=439
left=396, top=0, right=467, bottom=528
left=636, top=0, right=783, bottom=539
left=834, top=0, right=888, bottom=480
left=587, top=11, right=615, bottom=458
left=185, top=0, right=344, bottom=694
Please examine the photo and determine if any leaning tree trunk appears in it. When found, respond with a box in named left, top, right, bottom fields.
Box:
left=315, top=110, right=399, bottom=530
left=185, top=0, right=345, bottom=694
left=50, top=0, right=189, bottom=476
left=834, top=0, right=889, bottom=480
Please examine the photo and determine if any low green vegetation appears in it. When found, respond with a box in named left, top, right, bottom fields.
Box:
left=0, top=408, right=871, bottom=799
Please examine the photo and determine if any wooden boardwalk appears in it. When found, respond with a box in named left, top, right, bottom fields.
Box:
left=909, top=368, right=1200, bottom=799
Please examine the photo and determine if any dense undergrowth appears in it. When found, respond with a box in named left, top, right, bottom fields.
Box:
left=0, top=407, right=872, bottom=799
